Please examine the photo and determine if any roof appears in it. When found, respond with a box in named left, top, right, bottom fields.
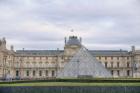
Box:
left=89, top=50, right=130, bottom=56
left=16, top=50, right=130, bottom=56
left=16, top=50, right=64, bottom=56
left=66, top=36, right=81, bottom=46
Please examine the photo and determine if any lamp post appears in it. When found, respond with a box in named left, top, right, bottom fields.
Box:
left=19, top=53, right=24, bottom=80
left=131, top=51, right=135, bottom=78
left=77, top=59, right=79, bottom=77
left=3, top=55, right=7, bottom=80
left=55, top=55, right=59, bottom=77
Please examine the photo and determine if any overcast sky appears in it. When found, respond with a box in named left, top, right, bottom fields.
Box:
left=0, top=0, right=140, bottom=50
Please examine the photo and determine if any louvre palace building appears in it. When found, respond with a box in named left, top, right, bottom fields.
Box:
left=0, top=36, right=140, bottom=80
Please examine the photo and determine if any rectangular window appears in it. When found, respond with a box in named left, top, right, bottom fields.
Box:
left=127, top=62, right=130, bottom=67
left=26, top=70, right=29, bottom=76
left=33, top=70, right=36, bottom=76
left=46, top=70, right=48, bottom=76
left=16, top=70, right=19, bottom=77
left=111, top=70, right=113, bottom=75
left=8, top=70, right=10, bottom=74
left=99, top=57, right=101, bottom=60
left=117, top=62, right=120, bottom=68
left=33, top=57, right=36, bottom=60
left=105, top=62, right=108, bottom=68
left=105, top=57, right=107, bottom=60
left=26, top=62, right=30, bottom=67
left=127, top=70, right=130, bottom=76
left=52, top=70, right=55, bottom=77
left=61, top=56, right=64, bottom=60
left=39, top=70, right=42, bottom=76
left=117, top=70, right=120, bottom=76
left=53, top=61, right=56, bottom=64
left=111, top=57, right=113, bottom=60
left=33, top=62, right=36, bottom=67
left=39, top=62, right=42, bottom=67
left=111, top=62, right=113, bottom=68
left=117, top=57, right=119, bottom=60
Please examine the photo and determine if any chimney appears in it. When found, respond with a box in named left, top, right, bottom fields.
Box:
left=11, top=45, right=14, bottom=51
left=80, top=37, right=82, bottom=43
left=2, top=37, right=6, bottom=45
left=64, top=37, right=67, bottom=45
left=131, top=46, right=135, bottom=52
left=0, top=39, right=1, bottom=50
left=23, top=48, right=25, bottom=51
left=1, top=37, right=6, bottom=49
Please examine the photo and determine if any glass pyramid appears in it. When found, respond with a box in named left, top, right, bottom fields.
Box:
left=57, top=46, right=112, bottom=78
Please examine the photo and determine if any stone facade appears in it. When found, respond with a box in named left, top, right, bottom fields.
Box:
left=0, top=36, right=140, bottom=79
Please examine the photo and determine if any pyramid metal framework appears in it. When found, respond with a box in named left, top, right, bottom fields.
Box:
left=57, top=46, right=112, bottom=78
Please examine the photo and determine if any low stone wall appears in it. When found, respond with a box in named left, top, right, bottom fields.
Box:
left=0, top=86, right=140, bottom=93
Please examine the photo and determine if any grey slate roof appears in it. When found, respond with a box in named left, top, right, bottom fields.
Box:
left=66, top=36, right=81, bottom=46
left=16, top=50, right=130, bottom=56
left=16, top=50, right=64, bottom=56
left=89, top=50, right=130, bottom=56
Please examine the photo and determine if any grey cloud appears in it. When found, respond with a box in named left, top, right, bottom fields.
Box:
left=13, top=41, right=64, bottom=50
left=32, top=0, right=140, bottom=22
left=0, top=30, right=63, bottom=42
left=0, top=0, right=140, bottom=50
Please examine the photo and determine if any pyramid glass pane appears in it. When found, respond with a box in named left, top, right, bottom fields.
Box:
left=57, top=46, right=112, bottom=78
